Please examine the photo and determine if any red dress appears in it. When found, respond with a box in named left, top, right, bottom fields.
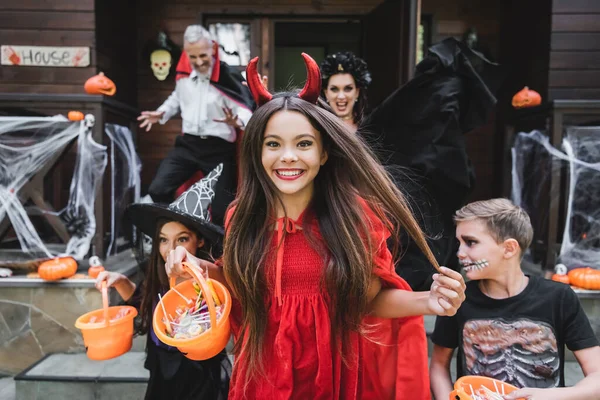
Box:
left=226, top=201, right=431, bottom=400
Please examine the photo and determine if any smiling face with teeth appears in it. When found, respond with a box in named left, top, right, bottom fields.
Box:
left=261, top=110, right=328, bottom=209
left=456, top=219, right=507, bottom=280
left=323, top=73, right=360, bottom=122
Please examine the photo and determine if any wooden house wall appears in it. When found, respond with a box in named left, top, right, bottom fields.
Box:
left=548, top=0, right=600, bottom=100
left=0, top=0, right=137, bottom=104
left=95, top=0, right=138, bottom=105
left=0, top=0, right=96, bottom=95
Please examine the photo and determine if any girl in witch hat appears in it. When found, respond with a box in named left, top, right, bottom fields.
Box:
left=165, top=54, right=467, bottom=399
left=95, top=165, right=230, bottom=400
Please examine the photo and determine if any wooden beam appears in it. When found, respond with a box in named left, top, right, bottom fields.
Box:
left=552, top=14, right=600, bottom=32
left=0, top=0, right=94, bottom=11
left=0, top=11, right=95, bottom=30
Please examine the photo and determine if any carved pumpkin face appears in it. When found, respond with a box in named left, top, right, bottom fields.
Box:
left=84, top=72, right=116, bottom=96
left=512, top=86, right=541, bottom=109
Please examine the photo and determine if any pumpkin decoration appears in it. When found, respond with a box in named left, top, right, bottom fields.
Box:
left=512, top=86, right=542, bottom=109
left=567, top=267, right=600, bottom=290
left=84, top=72, right=116, bottom=96
left=68, top=111, right=85, bottom=121
left=87, top=255, right=105, bottom=279
left=551, top=273, right=570, bottom=285
left=552, top=263, right=569, bottom=284
left=38, top=257, right=78, bottom=281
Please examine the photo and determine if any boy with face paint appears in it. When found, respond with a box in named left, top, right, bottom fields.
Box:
left=430, top=198, right=600, bottom=400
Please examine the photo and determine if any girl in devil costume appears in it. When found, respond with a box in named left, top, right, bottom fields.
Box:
left=166, top=54, right=466, bottom=399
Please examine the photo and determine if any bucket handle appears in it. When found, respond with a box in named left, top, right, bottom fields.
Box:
left=449, top=389, right=472, bottom=400
left=169, top=262, right=218, bottom=333
left=101, top=281, right=110, bottom=327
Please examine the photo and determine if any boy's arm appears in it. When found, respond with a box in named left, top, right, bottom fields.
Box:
left=505, top=346, right=600, bottom=400
left=430, top=344, right=455, bottom=400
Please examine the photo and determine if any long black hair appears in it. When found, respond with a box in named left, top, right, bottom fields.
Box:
left=320, top=52, right=372, bottom=125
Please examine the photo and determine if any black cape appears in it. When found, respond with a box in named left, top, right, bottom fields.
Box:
left=360, top=38, right=505, bottom=290
left=176, top=56, right=256, bottom=111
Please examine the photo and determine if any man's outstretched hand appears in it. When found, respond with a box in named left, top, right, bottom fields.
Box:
left=137, top=110, right=165, bottom=132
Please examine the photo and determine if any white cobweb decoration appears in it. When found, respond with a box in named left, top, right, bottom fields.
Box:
left=0, top=115, right=107, bottom=261
left=511, top=128, right=600, bottom=269
left=104, top=123, right=142, bottom=257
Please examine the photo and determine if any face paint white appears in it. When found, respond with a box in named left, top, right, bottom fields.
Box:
left=461, top=259, right=489, bottom=272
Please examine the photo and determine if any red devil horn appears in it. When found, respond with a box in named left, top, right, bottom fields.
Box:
left=246, top=57, right=272, bottom=106
left=298, top=53, right=322, bottom=104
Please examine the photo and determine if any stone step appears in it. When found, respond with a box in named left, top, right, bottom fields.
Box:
left=12, top=345, right=586, bottom=400
left=14, top=352, right=148, bottom=400
left=0, top=377, right=16, bottom=400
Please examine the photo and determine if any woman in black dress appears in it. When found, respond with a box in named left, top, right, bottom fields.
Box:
left=320, top=40, right=504, bottom=291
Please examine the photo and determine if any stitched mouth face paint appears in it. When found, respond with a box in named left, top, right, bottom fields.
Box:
left=461, top=259, right=489, bottom=272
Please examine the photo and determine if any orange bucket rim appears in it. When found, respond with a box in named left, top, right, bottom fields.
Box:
left=455, top=375, right=519, bottom=390
left=75, top=305, right=138, bottom=330
left=153, top=279, right=231, bottom=345
left=153, top=263, right=231, bottom=345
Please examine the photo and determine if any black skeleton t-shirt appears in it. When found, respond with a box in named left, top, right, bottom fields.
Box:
left=431, top=275, right=599, bottom=388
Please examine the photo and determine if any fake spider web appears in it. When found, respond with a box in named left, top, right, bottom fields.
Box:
left=0, top=115, right=107, bottom=261
left=104, top=123, right=142, bottom=257
left=511, top=128, right=600, bottom=270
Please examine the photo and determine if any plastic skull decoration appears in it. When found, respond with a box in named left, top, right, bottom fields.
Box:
left=150, top=49, right=172, bottom=81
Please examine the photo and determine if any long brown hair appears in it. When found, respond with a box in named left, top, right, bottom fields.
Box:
left=138, top=219, right=215, bottom=335
left=223, top=94, right=439, bottom=382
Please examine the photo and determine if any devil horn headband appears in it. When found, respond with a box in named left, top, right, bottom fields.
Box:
left=246, top=53, right=321, bottom=106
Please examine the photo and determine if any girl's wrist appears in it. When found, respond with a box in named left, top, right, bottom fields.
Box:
left=114, top=278, right=136, bottom=301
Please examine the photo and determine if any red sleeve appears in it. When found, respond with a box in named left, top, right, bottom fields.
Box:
left=224, top=205, right=236, bottom=234
left=358, top=198, right=412, bottom=292
left=358, top=198, right=431, bottom=399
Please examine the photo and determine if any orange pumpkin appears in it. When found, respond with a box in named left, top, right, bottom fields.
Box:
left=551, top=273, right=570, bottom=285
left=88, top=265, right=105, bottom=279
left=512, top=86, right=542, bottom=109
left=38, top=257, right=78, bottom=281
left=84, top=72, right=116, bottom=96
left=567, top=267, right=600, bottom=290
left=68, top=111, right=85, bottom=121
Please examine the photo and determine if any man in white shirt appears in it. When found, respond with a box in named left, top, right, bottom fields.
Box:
left=138, top=25, right=254, bottom=225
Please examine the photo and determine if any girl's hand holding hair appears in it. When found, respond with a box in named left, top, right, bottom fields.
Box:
left=369, top=266, right=466, bottom=318
left=427, top=267, right=466, bottom=316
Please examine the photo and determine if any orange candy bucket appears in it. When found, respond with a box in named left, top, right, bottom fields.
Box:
left=152, top=262, right=232, bottom=361
left=450, top=376, right=521, bottom=399
left=75, top=282, right=137, bottom=360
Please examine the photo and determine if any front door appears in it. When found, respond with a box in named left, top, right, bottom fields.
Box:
left=362, top=0, right=418, bottom=108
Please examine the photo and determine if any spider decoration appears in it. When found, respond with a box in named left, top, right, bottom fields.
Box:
left=60, top=206, right=92, bottom=238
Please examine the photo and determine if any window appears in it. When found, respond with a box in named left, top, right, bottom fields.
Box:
left=207, top=23, right=251, bottom=67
